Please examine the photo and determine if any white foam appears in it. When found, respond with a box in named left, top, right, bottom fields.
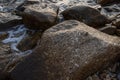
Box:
left=0, top=5, right=3, bottom=12
left=2, top=25, right=29, bottom=54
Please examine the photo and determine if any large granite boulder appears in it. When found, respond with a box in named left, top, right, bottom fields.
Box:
left=61, top=6, right=110, bottom=28
left=15, top=4, right=58, bottom=30
left=10, top=20, right=120, bottom=80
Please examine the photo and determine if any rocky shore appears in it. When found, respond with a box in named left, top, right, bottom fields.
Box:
left=0, top=0, right=120, bottom=80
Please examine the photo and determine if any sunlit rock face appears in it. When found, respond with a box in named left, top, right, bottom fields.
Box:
left=10, top=20, right=120, bottom=80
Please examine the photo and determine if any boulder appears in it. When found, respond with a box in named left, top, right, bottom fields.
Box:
left=10, top=20, right=120, bottom=80
left=15, top=4, right=58, bottom=30
left=61, top=6, right=110, bottom=28
left=17, top=31, right=42, bottom=51
left=0, top=12, right=22, bottom=31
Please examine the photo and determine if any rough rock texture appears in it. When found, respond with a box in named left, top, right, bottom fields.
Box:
left=0, top=43, right=11, bottom=70
left=61, top=6, right=110, bottom=28
left=15, top=0, right=40, bottom=11
left=16, top=4, right=58, bottom=30
left=17, top=31, right=42, bottom=51
left=86, top=61, right=120, bottom=80
left=10, top=20, right=120, bottom=80
left=0, top=13, right=22, bottom=31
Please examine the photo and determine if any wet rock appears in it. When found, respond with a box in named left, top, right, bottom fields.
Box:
left=0, top=43, right=11, bottom=70
left=90, top=75, right=100, bottom=80
left=0, top=12, right=22, bottom=31
left=117, top=73, right=120, bottom=80
left=25, top=0, right=40, bottom=5
left=10, top=20, right=120, bottom=80
left=0, top=32, right=8, bottom=41
left=99, top=24, right=116, bottom=35
left=99, top=70, right=117, bottom=80
left=61, top=6, right=109, bottom=28
left=99, top=71, right=108, bottom=79
left=113, top=19, right=120, bottom=29
left=87, top=62, right=120, bottom=80
left=0, top=43, right=11, bottom=55
left=15, top=4, right=58, bottom=30
left=95, top=0, right=120, bottom=5
left=0, top=0, right=10, bottom=3
left=15, top=0, right=40, bottom=11
left=17, top=31, right=42, bottom=51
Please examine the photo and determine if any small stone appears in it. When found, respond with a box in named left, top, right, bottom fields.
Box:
left=100, top=72, right=107, bottom=79
left=111, top=63, right=117, bottom=73
left=91, top=74, right=100, bottom=80
left=61, top=6, right=110, bottom=28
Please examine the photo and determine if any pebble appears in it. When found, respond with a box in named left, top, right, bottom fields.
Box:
left=86, top=62, right=120, bottom=80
